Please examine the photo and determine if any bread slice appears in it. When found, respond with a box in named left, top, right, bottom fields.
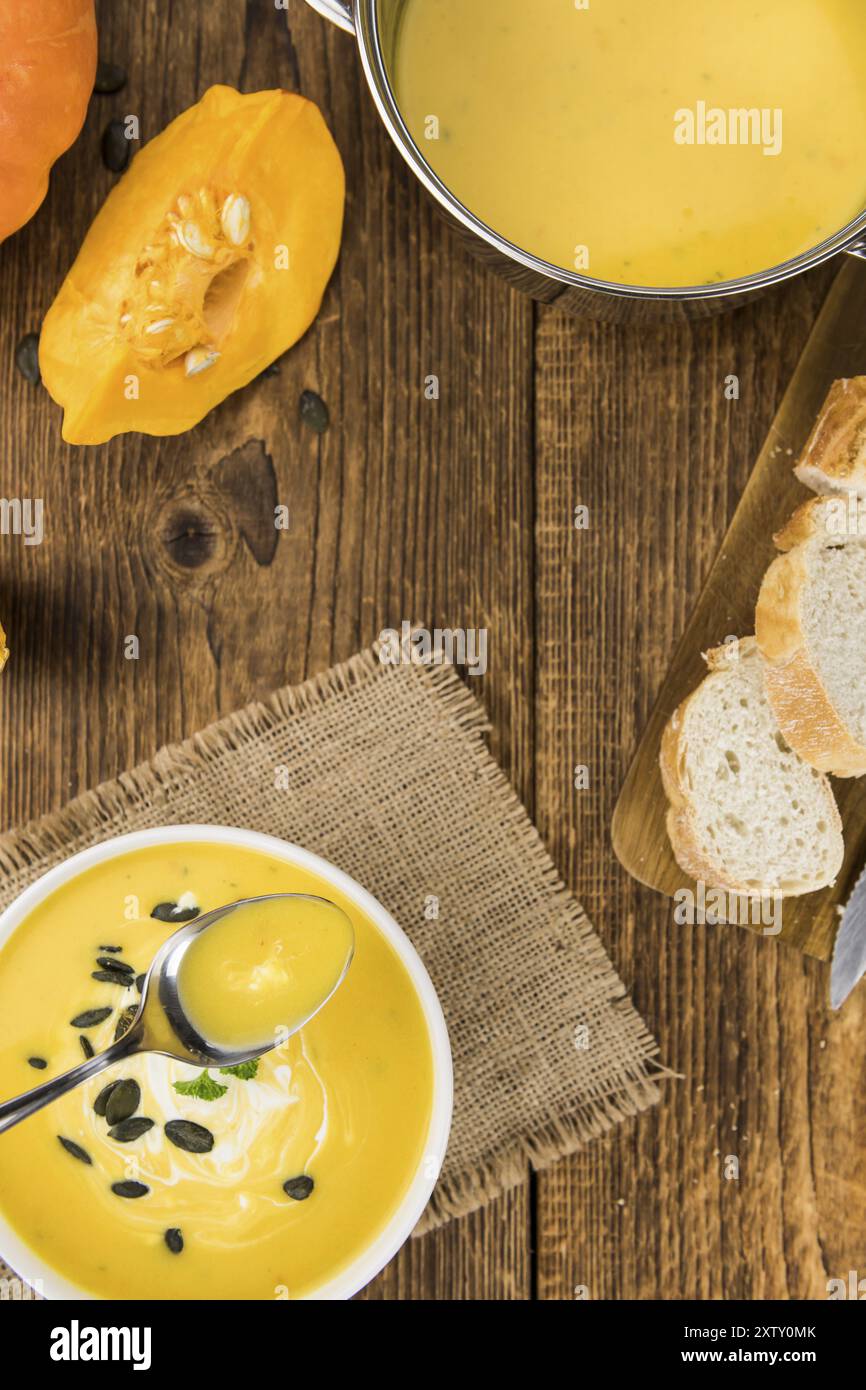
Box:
left=661, top=637, right=843, bottom=895
left=756, top=495, right=866, bottom=776
left=794, top=377, right=866, bottom=496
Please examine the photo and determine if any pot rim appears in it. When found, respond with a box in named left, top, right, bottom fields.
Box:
left=348, top=0, right=866, bottom=302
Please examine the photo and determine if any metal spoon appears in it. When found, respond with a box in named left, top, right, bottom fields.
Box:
left=0, top=893, right=354, bottom=1135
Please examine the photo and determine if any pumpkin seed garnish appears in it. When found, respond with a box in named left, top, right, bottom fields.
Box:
left=164, top=1227, right=184, bottom=1254
left=151, top=900, right=199, bottom=923
left=98, top=945, right=123, bottom=953
left=108, top=1116, right=154, bottom=1143
left=114, top=1006, right=138, bottom=1041
left=299, top=389, right=329, bottom=434
left=164, top=1119, right=214, bottom=1154
left=104, top=1078, right=140, bottom=1126
left=27, top=1056, right=47, bottom=1070
left=59, top=1136, right=92, bottom=1165
left=80, top=1035, right=95, bottom=1060
left=94, top=60, right=127, bottom=95
left=96, top=956, right=134, bottom=974
left=283, top=1175, right=314, bottom=1201
left=71, top=1007, right=112, bottom=1029
left=14, top=333, right=40, bottom=386
left=102, top=118, right=131, bottom=174
left=136, top=974, right=145, bottom=994
left=92, top=968, right=136, bottom=986
left=111, top=1181, right=149, bottom=1199
left=94, top=1080, right=120, bottom=1117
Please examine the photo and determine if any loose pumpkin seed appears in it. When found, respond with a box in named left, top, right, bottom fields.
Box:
left=164, top=1227, right=184, bottom=1254
left=111, top=1181, right=148, bottom=1199
left=92, top=968, right=136, bottom=986
left=299, top=389, right=329, bottom=434
left=283, top=1174, right=314, bottom=1201
left=80, top=1036, right=95, bottom=1060
left=102, top=118, right=131, bottom=174
left=14, top=333, right=40, bottom=386
left=94, top=1080, right=120, bottom=1117
left=71, top=1007, right=112, bottom=1029
left=96, top=956, right=134, bottom=974
left=108, top=1116, right=154, bottom=1143
left=104, top=1078, right=140, bottom=1126
left=94, top=60, right=127, bottom=95
left=59, top=1136, right=92, bottom=1165
left=151, top=901, right=200, bottom=923
left=27, top=1056, right=47, bottom=1070
left=114, top=1006, right=138, bottom=1041
left=164, top=1119, right=214, bottom=1154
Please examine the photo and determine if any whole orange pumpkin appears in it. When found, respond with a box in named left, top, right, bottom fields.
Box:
left=0, top=0, right=97, bottom=242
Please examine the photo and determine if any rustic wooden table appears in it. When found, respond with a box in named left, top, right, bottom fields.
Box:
left=1, top=0, right=864, bottom=1299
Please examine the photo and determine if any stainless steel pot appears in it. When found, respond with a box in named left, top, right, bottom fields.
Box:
left=305, top=0, right=866, bottom=321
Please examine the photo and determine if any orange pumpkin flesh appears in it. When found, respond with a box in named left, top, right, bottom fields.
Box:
left=0, top=0, right=97, bottom=242
left=39, top=86, right=345, bottom=444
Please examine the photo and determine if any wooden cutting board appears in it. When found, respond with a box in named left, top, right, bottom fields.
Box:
left=612, top=256, right=866, bottom=961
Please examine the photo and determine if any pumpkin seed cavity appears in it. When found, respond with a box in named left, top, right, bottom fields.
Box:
left=59, top=1136, right=92, bottom=1165
left=164, top=1119, right=214, bottom=1154
left=119, top=188, right=252, bottom=376
left=104, top=1078, right=140, bottom=1126
left=112, top=1181, right=148, bottom=1199
left=283, top=1174, right=314, bottom=1201
left=71, top=1007, right=112, bottom=1029
left=108, top=1116, right=154, bottom=1143
left=27, top=1056, right=47, bottom=1070
left=164, top=1227, right=184, bottom=1254
left=14, top=333, right=40, bottom=386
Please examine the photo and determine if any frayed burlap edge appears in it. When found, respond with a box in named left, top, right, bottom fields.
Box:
left=0, top=645, right=665, bottom=1239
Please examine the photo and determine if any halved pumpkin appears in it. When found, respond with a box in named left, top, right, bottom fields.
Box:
left=0, top=0, right=97, bottom=242
left=40, top=85, right=345, bottom=444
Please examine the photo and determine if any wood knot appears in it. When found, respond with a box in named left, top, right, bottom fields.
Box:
left=153, top=494, right=231, bottom=581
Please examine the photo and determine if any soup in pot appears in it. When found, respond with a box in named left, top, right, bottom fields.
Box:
left=393, top=0, right=866, bottom=287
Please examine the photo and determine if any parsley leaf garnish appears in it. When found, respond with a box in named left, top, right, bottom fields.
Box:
left=219, top=1059, right=259, bottom=1080
left=173, top=1068, right=228, bottom=1101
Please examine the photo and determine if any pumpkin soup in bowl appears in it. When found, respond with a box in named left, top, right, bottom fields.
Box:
left=392, top=0, right=866, bottom=288
left=0, top=827, right=451, bottom=1300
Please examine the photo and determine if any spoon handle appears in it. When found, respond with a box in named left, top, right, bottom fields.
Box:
left=0, top=1032, right=140, bottom=1135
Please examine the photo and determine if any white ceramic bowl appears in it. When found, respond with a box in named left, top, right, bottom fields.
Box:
left=0, top=824, right=453, bottom=1300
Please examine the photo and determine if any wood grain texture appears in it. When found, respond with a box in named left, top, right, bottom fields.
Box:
left=612, top=257, right=866, bottom=960
left=0, top=0, right=864, bottom=1301
left=533, top=270, right=866, bottom=1299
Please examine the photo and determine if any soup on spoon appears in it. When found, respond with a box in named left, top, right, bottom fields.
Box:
left=175, top=895, right=355, bottom=1053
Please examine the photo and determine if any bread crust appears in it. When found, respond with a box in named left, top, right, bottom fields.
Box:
left=794, top=377, right=866, bottom=496
left=659, top=638, right=842, bottom=895
left=757, top=504, right=866, bottom=777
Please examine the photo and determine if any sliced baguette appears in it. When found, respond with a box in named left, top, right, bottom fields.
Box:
left=756, top=495, right=866, bottom=776
left=794, top=377, right=866, bottom=496
left=661, top=637, right=843, bottom=896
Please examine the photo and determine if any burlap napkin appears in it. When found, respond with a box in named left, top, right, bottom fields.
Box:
left=0, top=645, right=660, bottom=1245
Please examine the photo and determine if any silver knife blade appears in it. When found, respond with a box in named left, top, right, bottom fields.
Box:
left=830, top=859, right=866, bottom=1009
